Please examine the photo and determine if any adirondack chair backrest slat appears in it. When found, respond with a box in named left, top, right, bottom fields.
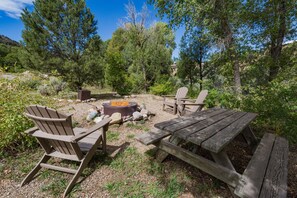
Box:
left=175, top=87, right=188, bottom=99
left=25, top=106, right=63, bottom=153
left=25, top=105, right=82, bottom=158
left=192, top=90, right=208, bottom=112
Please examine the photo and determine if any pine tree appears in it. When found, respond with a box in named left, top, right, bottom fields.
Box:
left=21, top=0, right=100, bottom=89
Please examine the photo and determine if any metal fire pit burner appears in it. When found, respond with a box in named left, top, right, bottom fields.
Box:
left=103, top=102, right=138, bottom=116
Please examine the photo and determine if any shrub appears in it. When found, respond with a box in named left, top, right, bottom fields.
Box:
left=0, top=78, right=54, bottom=156
left=38, top=77, right=67, bottom=96
left=150, top=81, right=174, bottom=95
left=241, top=80, right=297, bottom=144
left=49, top=77, right=67, bottom=94
left=38, top=84, right=52, bottom=96
left=22, top=78, right=42, bottom=89
left=205, top=88, right=240, bottom=109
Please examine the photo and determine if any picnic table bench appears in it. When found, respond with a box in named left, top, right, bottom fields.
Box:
left=136, top=108, right=288, bottom=197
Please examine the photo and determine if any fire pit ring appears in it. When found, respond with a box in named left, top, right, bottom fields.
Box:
left=102, top=101, right=138, bottom=116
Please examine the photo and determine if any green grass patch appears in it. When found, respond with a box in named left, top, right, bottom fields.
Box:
left=107, top=130, right=120, bottom=141
left=126, top=122, right=150, bottom=131
left=126, top=134, right=135, bottom=139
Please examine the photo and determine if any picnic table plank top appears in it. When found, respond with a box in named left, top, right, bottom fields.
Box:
left=154, top=108, right=257, bottom=153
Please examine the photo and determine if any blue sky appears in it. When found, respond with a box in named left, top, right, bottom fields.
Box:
left=0, top=0, right=184, bottom=58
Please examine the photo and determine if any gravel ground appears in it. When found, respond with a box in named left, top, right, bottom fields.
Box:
left=1, top=94, right=296, bottom=197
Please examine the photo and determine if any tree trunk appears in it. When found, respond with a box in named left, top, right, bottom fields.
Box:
left=199, top=47, right=203, bottom=91
left=216, top=0, right=241, bottom=94
left=269, top=0, right=286, bottom=81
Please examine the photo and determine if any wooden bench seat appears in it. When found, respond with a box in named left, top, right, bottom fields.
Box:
left=135, top=129, right=171, bottom=145
left=234, top=133, right=288, bottom=198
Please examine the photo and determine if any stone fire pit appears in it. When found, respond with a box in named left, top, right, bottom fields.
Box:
left=102, top=101, right=138, bottom=116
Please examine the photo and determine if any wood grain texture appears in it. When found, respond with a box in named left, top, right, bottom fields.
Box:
left=201, top=113, right=257, bottom=153
left=135, top=129, right=171, bottom=145
left=174, top=110, right=237, bottom=141
left=260, top=136, right=288, bottom=198
left=234, top=133, right=276, bottom=198
left=156, top=139, right=241, bottom=187
left=187, top=111, right=246, bottom=146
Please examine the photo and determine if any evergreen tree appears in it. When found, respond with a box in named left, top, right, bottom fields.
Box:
left=178, top=28, right=211, bottom=91
left=21, top=0, right=100, bottom=89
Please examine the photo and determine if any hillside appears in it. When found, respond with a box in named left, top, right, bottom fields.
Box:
left=0, top=35, right=20, bottom=46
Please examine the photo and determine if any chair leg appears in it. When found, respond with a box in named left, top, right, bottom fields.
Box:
left=173, top=104, right=177, bottom=115
left=63, top=159, right=87, bottom=198
left=63, top=136, right=103, bottom=197
left=21, top=153, right=51, bottom=186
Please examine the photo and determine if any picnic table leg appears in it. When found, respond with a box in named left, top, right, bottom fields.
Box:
left=211, top=150, right=239, bottom=198
left=156, top=135, right=183, bottom=162
left=241, top=126, right=258, bottom=153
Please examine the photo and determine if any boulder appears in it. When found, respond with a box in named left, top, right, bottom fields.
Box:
left=133, top=111, right=143, bottom=121
left=140, top=109, right=149, bottom=115
left=110, top=113, right=122, bottom=124
left=86, top=109, right=98, bottom=121
left=143, top=114, right=148, bottom=121
left=93, top=116, right=103, bottom=123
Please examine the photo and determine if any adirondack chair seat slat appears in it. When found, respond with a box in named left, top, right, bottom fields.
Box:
left=74, top=128, right=103, bottom=152
left=47, top=151, right=82, bottom=161
left=21, top=105, right=111, bottom=198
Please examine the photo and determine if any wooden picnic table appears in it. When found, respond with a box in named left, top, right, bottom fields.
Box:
left=154, top=108, right=258, bottom=194
left=136, top=108, right=288, bottom=197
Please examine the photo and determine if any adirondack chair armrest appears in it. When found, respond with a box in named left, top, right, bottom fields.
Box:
left=183, top=103, right=205, bottom=106
left=24, top=126, right=39, bottom=134
left=179, top=98, right=195, bottom=102
left=71, top=118, right=112, bottom=142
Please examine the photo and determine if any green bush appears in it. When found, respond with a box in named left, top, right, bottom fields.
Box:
left=150, top=81, right=174, bottom=95
left=0, top=78, right=54, bottom=156
left=241, top=80, right=297, bottom=144
left=205, top=88, right=240, bottom=109
left=22, top=78, right=42, bottom=89
left=38, top=77, right=67, bottom=96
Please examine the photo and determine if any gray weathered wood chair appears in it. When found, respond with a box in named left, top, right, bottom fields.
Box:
left=177, top=90, right=208, bottom=116
left=21, top=105, right=111, bottom=197
left=162, top=87, right=188, bottom=114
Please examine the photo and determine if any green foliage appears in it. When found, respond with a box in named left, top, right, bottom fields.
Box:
left=105, top=4, right=175, bottom=94
left=241, top=77, right=297, bottom=144
left=205, top=89, right=240, bottom=109
left=0, top=44, right=24, bottom=72
left=178, top=27, right=212, bottom=90
left=150, top=80, right=174, bottom=95
left=38, top=77, right=67, bottom=96
left=21, top=0, right=103, bottom=89
left=0, top=78, right=54, bottom=155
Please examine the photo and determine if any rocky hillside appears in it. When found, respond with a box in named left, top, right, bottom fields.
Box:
left=0, top=35, right=20, bottom=46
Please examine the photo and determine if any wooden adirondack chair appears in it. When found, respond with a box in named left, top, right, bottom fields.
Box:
left=162, top=87, right=188, bottom=114
left=177, top=90, right=208, bottom=116
left=21, top=105, right=111, bottom=197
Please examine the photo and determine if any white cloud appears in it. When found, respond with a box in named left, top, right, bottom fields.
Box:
left=0, top=0, right=34, bottom=19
